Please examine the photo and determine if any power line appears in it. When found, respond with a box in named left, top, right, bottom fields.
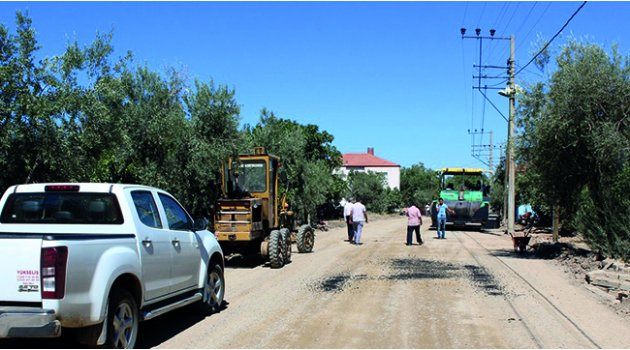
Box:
left=499, top=2, right=521, bottom=37
left=513, top=2, right=538, bottom=40
left=494, top=2, right=509, bottom=29
left=462, top=3, right=469, bottom=24
left=493, top=2, right=521, bottom=65
left=516, top=2, right=553, bottom=53
left=461, top=40, right=470, bottom=130
left=483, top=2, right=510, bottom=63
left=477, top=1, right=487, bottom=26
left=490, top=1, right=586, bottom=87
left=515, top=1, right=587, bottom=76
left=516, top=63, right=545, bottom=79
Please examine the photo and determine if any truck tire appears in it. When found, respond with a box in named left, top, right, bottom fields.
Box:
left=200, top=263, right=225, bottom=314
left=296, top=224, right=315, bottom=253
left=105, top=288, right=138, bottom=349
left=280, top=228, right=292, bottom=264
left=269, top=230, right=284, bottom=268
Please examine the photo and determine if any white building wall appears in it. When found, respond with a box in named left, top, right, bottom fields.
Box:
left=337, top=166, right=400, bottom=190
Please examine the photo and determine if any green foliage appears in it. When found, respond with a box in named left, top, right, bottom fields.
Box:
left=575, top=188, right=630, bottom=261
left=517, top=39, right=629, bottom=259
left=489, top=159, right=506, bottom=213
left=243, top=110, right=343, bottom=222
left=0, top=12, right=241, bottom=218
left=347, top=171, right=402, bottom=213
left=399, top=163, right=439, bottom=207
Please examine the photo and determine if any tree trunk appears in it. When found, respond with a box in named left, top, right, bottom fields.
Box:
left=552, top=205, right=560, bottom=243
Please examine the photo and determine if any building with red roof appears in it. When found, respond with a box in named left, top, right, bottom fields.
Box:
left=340, top=147, right=400, bottom=189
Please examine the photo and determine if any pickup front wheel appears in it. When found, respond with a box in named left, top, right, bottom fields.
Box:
left=105, top=289, right=139, bottom=349
left=200, top=264, right=225, bottom=314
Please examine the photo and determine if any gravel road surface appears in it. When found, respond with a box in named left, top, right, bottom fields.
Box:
left=4, top=216, right=629, bottom=348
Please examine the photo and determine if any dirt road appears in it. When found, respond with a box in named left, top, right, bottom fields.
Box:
left=5, top=216, right=630, bottom=348
left=148, top=216, right=629, bottom=348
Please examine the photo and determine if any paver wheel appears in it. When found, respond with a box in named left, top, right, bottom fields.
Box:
left=280, top=228, right=292, bottom=264
left=269, top=229, right=285, bottom=268
left=105, top=289, right=138, bottom=349
left=297, top=224, right=315, bottom=253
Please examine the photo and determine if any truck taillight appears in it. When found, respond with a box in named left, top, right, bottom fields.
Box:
left=40, top=246, right=68, bottom=299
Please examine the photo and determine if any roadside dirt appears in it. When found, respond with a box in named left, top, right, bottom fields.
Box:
left=529, top=232, right=630, bottom=319
left=3, top=216, right=629, bottom=348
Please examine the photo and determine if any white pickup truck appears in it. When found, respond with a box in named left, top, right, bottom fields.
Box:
left=0, top=183, right=225, bottom=348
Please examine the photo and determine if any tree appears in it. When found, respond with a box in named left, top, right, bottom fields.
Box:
left=346, top=171, right=402, bottom=213
left=244, top=109, right=343, bottom=222
left=0, top=12, right=241, bottom=219
left=399, top=163, right=439, bottom=207
left=517, top=39, right=629, bottom=259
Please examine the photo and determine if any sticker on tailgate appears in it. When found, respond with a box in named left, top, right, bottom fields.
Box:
left=17, top=269, right=39, bottom=292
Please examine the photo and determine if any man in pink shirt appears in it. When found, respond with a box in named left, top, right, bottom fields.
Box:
left=405, top=204, right=423, bottom=246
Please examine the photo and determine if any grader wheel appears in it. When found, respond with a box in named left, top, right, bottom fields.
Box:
left=269, top=230, right=284, bottom=268
left=297, top=224, right=315, bottom=253
left=280, top=228, right=292, bottom=264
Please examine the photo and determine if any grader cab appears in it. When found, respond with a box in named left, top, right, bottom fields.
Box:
left=214, top=147, right=315, bottom=268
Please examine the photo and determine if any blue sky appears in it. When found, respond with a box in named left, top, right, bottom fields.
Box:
left=0, top=1, right=628, bottom=169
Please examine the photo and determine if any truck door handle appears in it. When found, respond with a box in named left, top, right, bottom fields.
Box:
left=142, top=237, right=152, bottom=247
left=172, top=238, right=180, bottom=247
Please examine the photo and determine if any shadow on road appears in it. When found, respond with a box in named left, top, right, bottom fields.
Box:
left=488, top=249, right=539, bottom=259
left=136, top=301, right=229, bottom=348
left=0, top=301, right=229, bottom=349
left=225, top=253, right=269, bottom=269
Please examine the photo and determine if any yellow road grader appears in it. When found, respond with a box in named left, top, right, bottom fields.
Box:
left=214, top=147, right=315, bottom=268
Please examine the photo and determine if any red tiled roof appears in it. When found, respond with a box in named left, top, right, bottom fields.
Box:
left=342, top=153, right=399, bottom=167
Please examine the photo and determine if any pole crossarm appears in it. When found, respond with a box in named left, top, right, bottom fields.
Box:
left=473, top=75, right=510, bottom=79
left=473, top=64, right=509, bottom=69
left=461, top=35, right=510, bottom=41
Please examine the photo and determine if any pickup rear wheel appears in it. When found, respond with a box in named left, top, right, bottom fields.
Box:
left=105, top=289, right=138, bottom=349
left=200, top=264, right=225, bottom=314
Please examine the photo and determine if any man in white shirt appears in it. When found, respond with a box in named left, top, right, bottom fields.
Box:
left=343, top=198, right=355, bottom=243
left=351, top=199, right=368, bottom=245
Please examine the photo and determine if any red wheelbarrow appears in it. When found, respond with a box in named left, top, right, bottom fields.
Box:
left=511, top=232, right=531, bottom=253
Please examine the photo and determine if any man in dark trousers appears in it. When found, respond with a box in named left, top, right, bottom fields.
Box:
left=404, top=203, right=423, bottom=245
left=343, top=198, right=355, bottom=242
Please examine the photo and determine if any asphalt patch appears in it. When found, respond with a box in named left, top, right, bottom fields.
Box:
left=320, top=274, right=351, bottom=292
left=387, top=258, right=460, bottom=280
left=313, top=259, right=503, bottom=297
left=316, top=273, right=367, bottom=293
left=463, top=264, right=503, bottom=296
left=388, top=258, right=504, bottom=296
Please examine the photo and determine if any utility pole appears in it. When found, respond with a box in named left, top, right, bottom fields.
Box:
left=461, top=28, right=515, bottom=234
left=506, top=35, right=516, bottom=236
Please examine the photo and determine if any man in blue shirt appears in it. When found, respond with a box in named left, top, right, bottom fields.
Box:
left=435, top=198, right=454, bottom=239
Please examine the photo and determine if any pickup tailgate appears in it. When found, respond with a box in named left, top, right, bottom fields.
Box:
left=0, top=237, right=42, bottom=302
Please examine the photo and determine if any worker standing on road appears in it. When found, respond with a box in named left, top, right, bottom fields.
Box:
left=343, top=198, right=355, bottom=243
left=351, top=199, right=368, bottom=245
left=436, top=198, right=454, bottom=239
left=404, top=204, right=423, bottom=245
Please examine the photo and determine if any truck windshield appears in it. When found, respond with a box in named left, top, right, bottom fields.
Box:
left=442, top=174, right=483, bottom=191
left=0, top=193, right=124, bottom=224
left=230, top=161, right=267, bottom=194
